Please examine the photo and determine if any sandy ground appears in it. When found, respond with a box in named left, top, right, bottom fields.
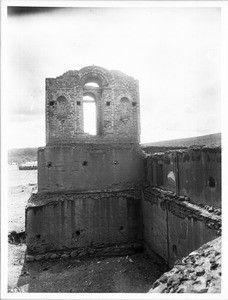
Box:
left=8, top=166, right=37, bottom=233
left=8, top=166, right=168, bottom=293
left=9, top=250, right=168, bottom=293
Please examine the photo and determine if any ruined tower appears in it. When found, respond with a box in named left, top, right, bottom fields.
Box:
left=38, top=66, right=143, bottom=193
left=25, top=66, right=221, bottom=269
left=26, top=66, right=145, bottom=255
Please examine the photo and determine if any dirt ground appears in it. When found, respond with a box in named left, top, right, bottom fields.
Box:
left=9, top=246, right=168, bottom=293
left=8, top=166, right=168, bottom=293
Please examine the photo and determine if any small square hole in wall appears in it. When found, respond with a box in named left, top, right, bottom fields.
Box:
left=49, top=100, right=55, bottom=106
left=77, top=101, right=81, bottom=106
left=132, top=102, right=137, bottom=107
left=106, top=101, right=111, bottom=106
left=119, top=225, right=124, bottom=232
left=208, top=176, right=216, bottom=188
left=82, top=161, right=88, bottom=166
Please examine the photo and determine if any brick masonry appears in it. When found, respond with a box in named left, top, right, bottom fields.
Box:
left=46, top=66, right=140, bottom=144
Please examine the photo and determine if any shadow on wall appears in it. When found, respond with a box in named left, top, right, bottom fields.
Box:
left=146, top=146, right=221, bottom=208
left=142, top=146, right=221, bottom=267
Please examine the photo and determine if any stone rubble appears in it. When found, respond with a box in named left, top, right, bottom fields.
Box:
left=148, top=237, right=221, bottom=293
left=25, top=242, right=144, bottom=262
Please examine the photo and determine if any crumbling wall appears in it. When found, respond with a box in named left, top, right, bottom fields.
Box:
left=143, top=146, right=221, bottom=266
left=46, top=66, right=140, bottom=145
left=141, top=146, right=187, bottom=155
left=39, top=66, right=145, bottom=193
left=25, top=66, right=145, bottom=256
left=142, top=187, right=221, bottom=267
left=38, top=144, right=145, bottom=193
left=146, top=147, right=221, bottom=207
left=26, top=189, right=143, bottom=254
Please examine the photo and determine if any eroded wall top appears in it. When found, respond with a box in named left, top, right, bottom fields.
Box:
left=46, top=66, right=140, bottom=145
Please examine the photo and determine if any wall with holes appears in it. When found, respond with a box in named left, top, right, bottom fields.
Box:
left=38, top=66, right=145, bottom=193
left=146, top=147, right=221, bottom=207
left=46, top=66, right=140, bottom=144
left=26, top=66, right=145, bottom=254
left=142, top=187, right=220, bottom=267
left=38, top=144, right=145, bottom=193
left=26, top=189, right=143, bottom=254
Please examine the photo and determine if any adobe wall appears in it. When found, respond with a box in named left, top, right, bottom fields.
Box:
left=26, top=66, right=222, bottom=268
left=38, top=144, right=146, bottom=193
left=146, top=146, right=221, bottom=207
left=141, top=145, right=187, bottom=155
left=38, top=66, right=145, bottom=193
left=26, top=189, right=143, bottom=255
left=142, top=187, right=221, bottom=267
left=142, top=146, right=221, bottom=267
left=25, top=66, right=146, bottom=257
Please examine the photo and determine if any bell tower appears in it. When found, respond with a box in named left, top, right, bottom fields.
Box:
left=45, top=66, right=140, bottom=144
left=26, top=66, right=145, bottom=255
left=38, top=66, right=143, bottom=193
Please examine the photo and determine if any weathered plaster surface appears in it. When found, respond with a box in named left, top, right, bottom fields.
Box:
left=26, top=189, right=143, bottom=254
left=142, top=187, right=221, bottom=267
left=38, top=144, right=146, bottom=193
left=146, top=146, right=221, bottom=207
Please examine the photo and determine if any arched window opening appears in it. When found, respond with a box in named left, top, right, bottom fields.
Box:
left=83, top=95, right=96, bottom=135
left=83, top=95, right=95, bottom=102
left=84, top=82, right=100, bottom=88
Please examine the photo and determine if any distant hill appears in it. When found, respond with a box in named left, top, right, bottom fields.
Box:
left=8, top=148, right=38, bottom=164
left=8, top=133, right=221, bottom=163
left=141, top=133, right=221, bottom=154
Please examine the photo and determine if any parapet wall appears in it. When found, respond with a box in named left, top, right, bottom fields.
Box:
left=146, top=146, right=221, bottom=207
left=141, top=145, right=187, bottom=155
left=26, top=188, right=143, bottom=255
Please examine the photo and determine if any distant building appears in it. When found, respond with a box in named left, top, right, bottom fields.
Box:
left=18, top=161, right=37, bottom=170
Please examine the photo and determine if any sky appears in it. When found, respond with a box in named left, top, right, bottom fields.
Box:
left=6, top=6, right=221, bottom=148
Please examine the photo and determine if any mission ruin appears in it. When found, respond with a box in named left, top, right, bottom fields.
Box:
left=26, top=66, right=221, bottom=274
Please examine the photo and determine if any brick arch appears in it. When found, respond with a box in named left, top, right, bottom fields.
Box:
left=83, top=91, right=97, bottom=101
left=78, top=66, right=111, bottom=87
